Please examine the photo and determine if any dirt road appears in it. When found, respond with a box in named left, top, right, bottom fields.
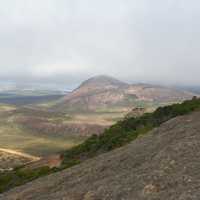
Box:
left=0, top=148, right=41, bottom=161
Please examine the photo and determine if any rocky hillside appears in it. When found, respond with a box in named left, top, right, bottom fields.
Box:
left=2, top=110, right=200, bottom=200
left=54, top=75, right=196, bottom=112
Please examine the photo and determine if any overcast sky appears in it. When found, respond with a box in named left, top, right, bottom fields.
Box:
left=0, top=0, right=200, bottom=88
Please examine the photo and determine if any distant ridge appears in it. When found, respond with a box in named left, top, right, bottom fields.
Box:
left=53, top=75, right=197, bottom=112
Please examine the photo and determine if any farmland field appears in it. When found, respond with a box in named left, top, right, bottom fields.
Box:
left=0, top=93, right=64, bottom=106
left=0, top=104, right=84, bottom=157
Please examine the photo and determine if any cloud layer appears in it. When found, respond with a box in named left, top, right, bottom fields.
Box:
left=0, top=0, right=200, bottom=87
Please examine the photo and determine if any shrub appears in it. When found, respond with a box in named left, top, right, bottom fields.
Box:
left=62, top=97, right=200, bottom=165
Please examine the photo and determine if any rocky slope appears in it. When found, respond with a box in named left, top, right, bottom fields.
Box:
left=54, top=75, right=196, bottom=112
left=2, top=111, right=200, bottom=200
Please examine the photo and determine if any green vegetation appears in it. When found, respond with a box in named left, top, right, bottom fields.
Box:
left=0, top=167, right=54, bottom=193
left=62, top=97, right=200, bottom=164
left=1, top=97, right=200, bottom=193
left=0, top=119, right=83, bottom=157
left=0, top=106, right=85, bottom=156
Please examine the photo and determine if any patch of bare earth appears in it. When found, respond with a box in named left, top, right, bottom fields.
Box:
left=0, top=149, right=38, bottom=171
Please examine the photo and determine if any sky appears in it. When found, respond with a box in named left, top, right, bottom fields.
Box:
left=0, top=0, right=200, bottom=88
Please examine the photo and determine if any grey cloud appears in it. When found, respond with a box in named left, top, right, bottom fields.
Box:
left=0, top=0, right=200, bottom=88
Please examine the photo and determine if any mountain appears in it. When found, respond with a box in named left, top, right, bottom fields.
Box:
left=54, top=75, right=196, bottom=112
left=126, top=84, right=195, bottom=102
left=78, top=75, right=128, bottom=89
left=2, top=107, right=200, bottom=199
left=55, top=75, right=131, bottom=112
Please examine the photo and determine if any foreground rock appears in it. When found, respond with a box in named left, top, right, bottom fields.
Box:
left=1, top=111, right=200, bottom=200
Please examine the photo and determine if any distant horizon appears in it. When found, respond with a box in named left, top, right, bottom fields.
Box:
left=1, top=75, right=200, bottom=93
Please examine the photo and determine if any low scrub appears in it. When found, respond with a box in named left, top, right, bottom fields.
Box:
left=62, top=97, right=200, bottom=164
left=1, top=97, right=200, bottom=193
left=0, top=167, right=53, bottom=193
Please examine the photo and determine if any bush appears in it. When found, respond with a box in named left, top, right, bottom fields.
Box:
left=0, top=167, right=51, bottom=193
left=62, top=97, right=200, bottom=165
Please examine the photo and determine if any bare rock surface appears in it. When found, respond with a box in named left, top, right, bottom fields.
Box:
left=1, top=111, right=200, bottom=200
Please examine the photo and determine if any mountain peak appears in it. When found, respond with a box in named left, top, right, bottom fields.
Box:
left=79, top=75, right=128, bottom=88
left=54, top=75, right=196, bottom=113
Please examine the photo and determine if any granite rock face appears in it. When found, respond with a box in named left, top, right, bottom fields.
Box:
left=1, top=111, right=200, bottom=200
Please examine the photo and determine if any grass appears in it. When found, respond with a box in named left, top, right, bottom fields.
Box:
left=65, top=112, right=125, bottom=126
left=0, top=122, right=83, bottom=156
left=0, top=104, right=16, bottom=112
left=0, top=107, right=84, bottom=156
